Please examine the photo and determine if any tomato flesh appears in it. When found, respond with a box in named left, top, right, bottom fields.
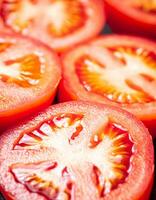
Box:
left=0, top=0, right=105, bottom=52
left=59, top=35, right=156, bottom=137
left=0, top=102, right=154, bottom=200
left=0, top=32, right=61, bottom=130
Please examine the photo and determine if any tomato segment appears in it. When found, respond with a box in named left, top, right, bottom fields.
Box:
left=59, top=35, right=156, bottom=137
left=0, top=0, right=105, bottom=52
left=0, top=32, right=61, bottom=130
left=0, top=102, right=154, bottom=200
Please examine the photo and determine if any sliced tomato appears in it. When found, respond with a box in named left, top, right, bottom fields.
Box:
left=0, top=101, right=154, bottom=200
left=59, top=35, right=156, bottom=137
left=104, top=0, right=156, bottom=39
left=0, top=0, right=105, bottom=52
left=0, top=32, right=61, bottom=131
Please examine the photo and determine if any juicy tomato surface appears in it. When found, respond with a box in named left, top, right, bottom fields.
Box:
left=59, top=35, right=156, bottom=137
left=0, top=0, right=105, bottom=52
left=0, top=101, right=154, bottom=200
left=0, top=32, right=61, bottom=131
left=104, top=0, right=156, bottom=39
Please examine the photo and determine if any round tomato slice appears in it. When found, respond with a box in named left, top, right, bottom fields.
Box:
left=59, top=35, right=156, bottom=137
left=0, top=0, right=105, bottom=52
left=104, top=0, right=156, bottom=39
left=0, top=32, right=61, bottom=131
left=0, top=101, right=154, bottom=200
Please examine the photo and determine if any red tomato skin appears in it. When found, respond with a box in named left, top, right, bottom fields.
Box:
left=143, top=119, right=156, bottom=138
left=0, top=90, right=56, bottom=132
left=104, top=0, right=156, bottom=39
left=0, top=187, right=13, bottom=200
left=58, top=79, right=77, bottom=102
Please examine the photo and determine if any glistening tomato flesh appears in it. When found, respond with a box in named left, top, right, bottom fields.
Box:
left=59, top=35, right=156, bottom=137
left=0, top=102, right=154, bottom=200
left=0, top=32, right=61, bottom=131
left=0, top=0, right=105, bottom=52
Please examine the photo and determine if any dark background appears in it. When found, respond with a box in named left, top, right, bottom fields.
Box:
left=0, top=25, right=156, bottom=200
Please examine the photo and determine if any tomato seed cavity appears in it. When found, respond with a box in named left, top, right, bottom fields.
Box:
left=90, top=122, right=133, bottom=197
left=0, top=53, right=45, bottom=87
left=76, top=46, right=156, bottom=104
left=1, top=0, right=86, bottom=36
left=14, top=113, right=84, bottom=149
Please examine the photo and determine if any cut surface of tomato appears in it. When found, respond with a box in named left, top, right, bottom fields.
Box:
left=0, top=101, right=154, bottom=200
left=59, top=35, right=156, bottom=137
left=0, top=0, right=105, bottom=52
left=0, top=32, right=61, bottom=130
left=104, top=0, right=156, bottom=38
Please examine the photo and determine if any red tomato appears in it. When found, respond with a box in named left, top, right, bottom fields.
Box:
left=0, top=32, right=61, bottom=131
left=104, top=0, right=156, bottom=39
left=0, top=0, right=105, bottom=52
left=59, top=35, right=156, bottom=137
left=0, top=101, right=154, bottom=200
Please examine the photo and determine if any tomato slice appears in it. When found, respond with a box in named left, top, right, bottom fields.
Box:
left=104, top=0, right=156, bottom=39
left=0, top=0, right=105, bottom=52
left=59, top=35, right=156, bottom=137
left=0, top=101, right=154, bottom=200
left=0, top=32, right=61, bottom=131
